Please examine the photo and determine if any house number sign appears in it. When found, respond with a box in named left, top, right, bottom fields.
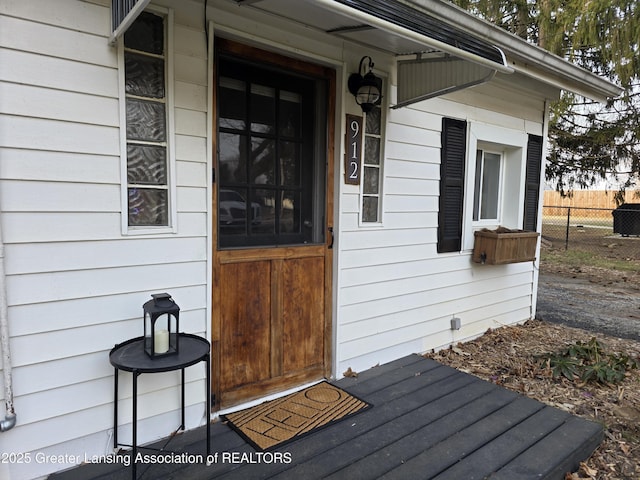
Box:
left=344, top=114, right=363, bottom=185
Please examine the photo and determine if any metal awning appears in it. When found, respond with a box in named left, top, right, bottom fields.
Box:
left=109, top=0, right=152, bottom=44
left=233, top=0, right=512, bottom=107
left=395, top=54, right=497, bottom=108
left=329, top=0, right=508, bottom=68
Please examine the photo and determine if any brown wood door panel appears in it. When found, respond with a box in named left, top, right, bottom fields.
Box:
left=217, top=245, right=325, bottom=264
left=282, top=256, right=325, bottom=374
left=219, top=261, right=272, bottom=392
left=217, top=254, right=325, bottom=404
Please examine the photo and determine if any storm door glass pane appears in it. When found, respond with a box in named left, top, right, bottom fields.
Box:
left=280, top=141, right=301, bottom=186
left=219, top=188, right=248, bottom=236
left=250, top=84, right=275, bottom=134
left=279, top=91, right=301, bottom=137
left=128, top=188, right=168, bottom=226
left=127, top=144, right=167, bottom=184
left=252, top=189, right=275, bottom=235
left=280, top=191, right=301, bottom=234
left=251, top=137, right=276, bottom=185
left=219, top=133, right=246, bottom=183
left=125, top=53, right=165, bottom=98
left=126, top=98, right=166, bottom=142
left=219, top=77, right=246, bottom=130
left=217, top=56, right=322, bottom=248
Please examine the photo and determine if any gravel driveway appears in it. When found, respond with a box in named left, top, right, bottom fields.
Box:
left=536, top=272, right=640, bottom=341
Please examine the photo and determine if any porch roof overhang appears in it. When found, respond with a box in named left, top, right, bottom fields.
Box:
left=230, top=0, right=623, bottom=105
left=408, top=0, right=624, bottom=103
left=233, top=0, right=512, bottom=108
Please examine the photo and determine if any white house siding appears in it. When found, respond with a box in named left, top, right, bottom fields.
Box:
left=0, top=0, right=557, bottom=477
left=335, top=80, right=548, bottom=376
left=0, top=0, right=210, bottom=478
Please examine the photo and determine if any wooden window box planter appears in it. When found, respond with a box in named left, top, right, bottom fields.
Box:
left=472, top=228, right=539, bottom=264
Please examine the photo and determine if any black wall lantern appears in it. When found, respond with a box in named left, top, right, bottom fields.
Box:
left=348, top=56, right=383, bottom=113
left=143, top=293, right=180, bottom=358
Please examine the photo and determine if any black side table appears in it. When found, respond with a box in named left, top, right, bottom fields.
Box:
left=110, top=333, right=211, bottom=479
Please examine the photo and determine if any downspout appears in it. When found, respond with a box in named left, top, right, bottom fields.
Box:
left=0, top=209, right=16, bottom=432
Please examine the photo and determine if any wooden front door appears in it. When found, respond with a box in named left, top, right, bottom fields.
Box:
left=212, top=40, right=335, bottom=408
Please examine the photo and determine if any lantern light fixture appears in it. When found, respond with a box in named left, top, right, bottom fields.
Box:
left=348, top=56, right=383, bottom=113
left=143, top=293, right=180, bottom=358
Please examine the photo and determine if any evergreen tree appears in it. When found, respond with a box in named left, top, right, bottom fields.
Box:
left=453, top=0, right=640, bottom=202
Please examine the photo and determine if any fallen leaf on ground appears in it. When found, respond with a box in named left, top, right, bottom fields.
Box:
left=343, top=367, right=358, bottom=378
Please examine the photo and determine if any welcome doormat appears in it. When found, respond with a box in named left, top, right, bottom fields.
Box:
left=223, top=382, right=372, bottom=451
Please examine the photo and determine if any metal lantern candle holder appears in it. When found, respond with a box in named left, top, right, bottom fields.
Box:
left=143, top=293, right=180, bottom=358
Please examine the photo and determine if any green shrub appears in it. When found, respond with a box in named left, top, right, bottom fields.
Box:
left=540, top=337, right=640, bottom=384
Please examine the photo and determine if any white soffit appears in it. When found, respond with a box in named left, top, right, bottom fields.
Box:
left=396, top=54, right=497, bottom=108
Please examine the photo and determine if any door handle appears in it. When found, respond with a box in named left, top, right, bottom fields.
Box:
left=328, top=227, right=334, bottom=249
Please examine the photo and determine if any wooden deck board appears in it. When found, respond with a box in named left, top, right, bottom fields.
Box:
left=416, top=404, right=569, bottom=480
left=48, top=355, right=602, bottom=480
left=208, top=363, right=475, bottom=479
left=488, top=416, right=604, bottom=480
left=452, top=407, right=573, bottom=479
left=366, top=396, right=547, bottom=480
left=273, top=381, right=503, bottom=479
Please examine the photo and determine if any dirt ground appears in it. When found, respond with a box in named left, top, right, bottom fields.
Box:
left=537, top=271, right=640, bottom=342
left=538, top=233, right=640, bottom=341
left=426, top=247, right=640, bottom=480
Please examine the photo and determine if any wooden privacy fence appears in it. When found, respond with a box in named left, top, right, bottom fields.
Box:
left=543, top=190, right=640, bottom=219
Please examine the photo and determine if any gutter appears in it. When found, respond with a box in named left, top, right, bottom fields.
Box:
left=0, top=211, right=16, bottom=432
left=405, top=0, right=623, bottom=102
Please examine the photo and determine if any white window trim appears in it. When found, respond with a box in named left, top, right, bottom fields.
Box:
left=119, top=6, right=177, bottom=236
left=463, top=122, right=527, bottom=250
left=473, top=148, right=504, bottom=226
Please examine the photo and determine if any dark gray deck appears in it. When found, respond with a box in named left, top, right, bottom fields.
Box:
left=49, top=354, right=602, bottom=480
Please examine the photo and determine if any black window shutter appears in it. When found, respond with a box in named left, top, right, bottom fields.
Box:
left=523, top=134, right=543, bottom=232
left=438, top=118, right=467, bottom=253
